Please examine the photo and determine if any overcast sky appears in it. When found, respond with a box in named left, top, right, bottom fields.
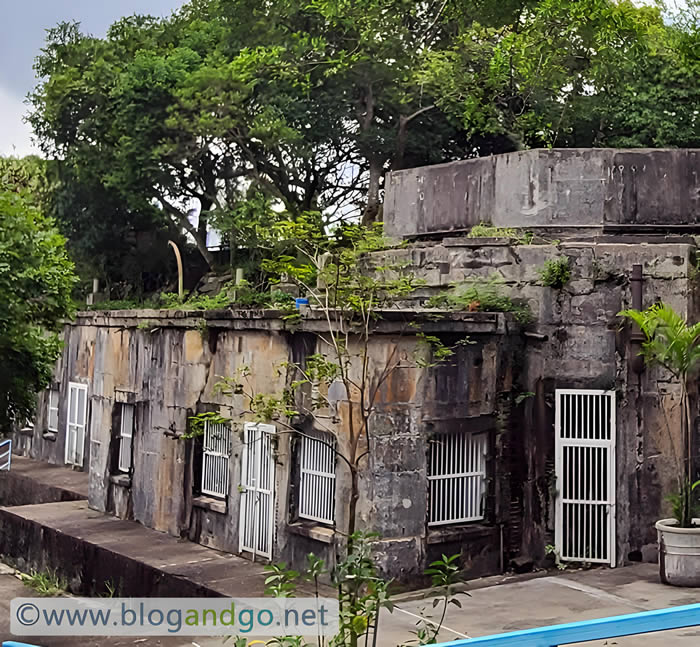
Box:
left=0, top=0, right=184, bottom=157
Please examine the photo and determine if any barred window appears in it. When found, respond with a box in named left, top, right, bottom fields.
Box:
left=47, top=388, right=59, bottom=432
left=428, top=431, right=487, bottom=526
left=201, top=420, right=232, bottom=498
left=118, top=404, right=134, bottom=473
left=298, top=430, right=336, bottom=525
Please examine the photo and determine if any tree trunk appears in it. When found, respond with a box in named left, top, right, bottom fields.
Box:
left=362, top=156, right=383, bottom=225
left=348, top=466, right=359, bottom=538
left=198, top=200, right=211, bottom=248
left=162, top=201, right=215, bottom=271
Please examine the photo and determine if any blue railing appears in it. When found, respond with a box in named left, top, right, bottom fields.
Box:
left=0, top=438, right=11, bottom=471
left=435, top=603, right=700, bottom=647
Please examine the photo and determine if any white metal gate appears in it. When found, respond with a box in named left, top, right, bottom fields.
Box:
left=555, top=389, right=616, bottom=566
left=239, top=422, right=276, bottom=560
left=65, top=382, right=88, bottom=467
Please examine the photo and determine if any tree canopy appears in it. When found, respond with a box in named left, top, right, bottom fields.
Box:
left=28, top=0, right=700, bottom=291
left=0, top=157, right=76, bottom=432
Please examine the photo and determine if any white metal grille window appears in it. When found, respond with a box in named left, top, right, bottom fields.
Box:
left=298, top=430, right=336, bottom=524
left=202, top=420, right=232, bottom=498
left=118, top=404, right=135, bottom=473
left=47, top=389, right=59, bottom=432
left=428, top=431, right=488, bottom=526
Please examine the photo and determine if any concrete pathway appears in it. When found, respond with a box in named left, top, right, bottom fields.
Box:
left=2, top=560, right=699, bottom=645
left=378, top=563, right=700, bottom=645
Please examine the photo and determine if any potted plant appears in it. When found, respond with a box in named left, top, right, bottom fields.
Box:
left=620, top=303, right=700, bottom=586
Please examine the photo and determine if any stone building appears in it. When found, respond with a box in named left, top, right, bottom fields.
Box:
left=13, top=148, right=700, bottom=582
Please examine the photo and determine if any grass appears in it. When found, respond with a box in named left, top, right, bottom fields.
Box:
left=426, top=275, right=533, bottom=324
left=21, top=568, right=67, bottom=596
left=82, top=284, right=296, bottom=313
left=467, top=222, right=533, bottom=244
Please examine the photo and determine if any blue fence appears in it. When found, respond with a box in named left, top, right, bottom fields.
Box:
left=435, top=603, right=700, bottom=647
left=0, top=438, right=11, bottom=471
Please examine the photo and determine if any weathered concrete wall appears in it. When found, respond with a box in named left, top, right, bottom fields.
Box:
left=384, top=149, right=700, bottom=239
left=370, top=237, right=698, bottom=564
left=22, top=308, right=519, bottom=583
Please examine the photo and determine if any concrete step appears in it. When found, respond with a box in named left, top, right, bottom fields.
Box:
left=0, top=456, right=88, bottom=506
left=0, top=500, right=286, bottom=598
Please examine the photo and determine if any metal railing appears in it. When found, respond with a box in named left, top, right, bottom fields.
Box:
left=0, top=438, right=11, bottom=471
left=435, top=603, right=700, bottom=647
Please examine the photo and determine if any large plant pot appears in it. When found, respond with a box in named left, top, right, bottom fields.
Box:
left=656, top=519, right=700, bottom=586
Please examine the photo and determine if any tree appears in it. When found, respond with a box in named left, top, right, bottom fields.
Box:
left=619, top=304, right=700, bottom=527
left=29, top=0, right=700, bottom=288
left=0, top=157, right=77, bottom=433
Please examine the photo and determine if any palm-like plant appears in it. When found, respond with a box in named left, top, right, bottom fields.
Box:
left=619, top=303, right=700, bottom=527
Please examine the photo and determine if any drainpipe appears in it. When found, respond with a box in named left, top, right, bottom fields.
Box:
left=629, top=264, right=645, bottom=375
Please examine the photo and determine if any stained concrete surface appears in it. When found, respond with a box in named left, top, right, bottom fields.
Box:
left=0, top=563, right=200, bottom=647
left=379, top=562, right=700, bottom=645
left=0, top=498, right=332, bottom=598
left=1, top=560, right=698, bottom=645
left=0, top=455, right=88, bottom=505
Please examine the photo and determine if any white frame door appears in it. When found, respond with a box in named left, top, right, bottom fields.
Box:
left=239, top=422, right=276, bottom=560
left=65, top=382, right=88, bottom=467
left=555, top=389, right=616, bottom=567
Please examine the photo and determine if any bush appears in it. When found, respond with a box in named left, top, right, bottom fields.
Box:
left=538, top=257, right=571, bottom=289
left=427, top=276, right=533, bottom=324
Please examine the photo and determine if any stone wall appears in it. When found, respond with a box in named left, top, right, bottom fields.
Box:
left=384, top=149, right=700, bottom=239
left=369, top=236, right=700, bottom=563
left=19, top=308, right=522, bottom=583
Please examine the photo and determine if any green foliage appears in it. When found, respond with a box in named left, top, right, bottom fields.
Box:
left=28, top=0, right=700, bottom=293
left=264, top=562, right=301, bottom=598
left=21, top=568, right=67, bottom=596
left=668, top=480, right=700, bottom=527
left=619, top=304, right=700, bottom=381
left=160, top=283, right=296, bottom=312
left=86, top=298, right=155, bottom=311
left=515, top=391, right=536, bottom=405
left=619, top=304, right=700, bottom=527
left=467, top=223, right=533, bottom=244
left=333, top=532, right=392, bottom=647
left=415, top=333, right=473, bottom=369
left=101, top=578, right=120, bottom=598
left=249, top=543, right=463, bottom=647
left=183, top=411, right=231, bottom=440
left=412, top=554, right=469, bottom=645
left=0, top=157, right=77, bottom=433
left=427, top=276, right=533, bottom=324
left=538, top=257, right=571, bottom=289
left=215, top=367, right=300, bottom=423
left=545, top=544, right=567, bottom=571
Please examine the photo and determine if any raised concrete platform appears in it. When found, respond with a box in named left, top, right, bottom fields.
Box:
left=0, top=456, right=88, bottom=506
left=0, top=499, right=329, bottom=598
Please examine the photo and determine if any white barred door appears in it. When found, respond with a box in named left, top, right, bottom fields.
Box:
left=555, top=389, right=616, bottom=567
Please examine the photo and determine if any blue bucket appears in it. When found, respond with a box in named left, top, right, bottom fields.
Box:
left=295, top=298, right=310, bottom=309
